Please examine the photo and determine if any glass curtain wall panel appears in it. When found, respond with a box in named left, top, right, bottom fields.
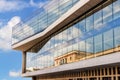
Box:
left=26, top=0, right=120, bottom=72
left=12, top=0, right=80, bottom=44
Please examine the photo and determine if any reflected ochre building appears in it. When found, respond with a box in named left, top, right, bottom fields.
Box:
left=12, top=0, right=120, bottom=80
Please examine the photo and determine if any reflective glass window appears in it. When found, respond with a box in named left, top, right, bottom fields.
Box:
left=94, top=9, right=103, bottom=29
left=86, top=15, right=94, bottom=32
left=104, top=29, right=114, bottom=50
left=114, top=26, right=120, bottom=47
left=103, top=4, right=113, bottom=24
left=86, top=37, right=94, bottom=54
left=94, top=34, right=103, bottom=53
left=78, top=19, right=85, bottom=36
left=79, top=40, right=86, bottom=52
left=72, top=23, right=79, bottom=38
left=113, top=0, right=120, bottom=20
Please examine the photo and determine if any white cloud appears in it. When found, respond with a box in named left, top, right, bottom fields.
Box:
left=30, top=0, right=48, bottom=8
left=30, top=0, right=37, bottom=7
left=0, top=0, right=29, bottom=12
left=9, top=70, right=21, bottom=77
left=0, top=0, right=52, bottom=12
left=0, top=16, right=21, bottom=50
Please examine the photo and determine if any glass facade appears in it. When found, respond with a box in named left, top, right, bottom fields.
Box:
left=26, top=0, right=120, bottom=72
left=12, top=0, right=79, bottom=44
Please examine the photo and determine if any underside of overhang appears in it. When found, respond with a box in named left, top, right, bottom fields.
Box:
left=12, top=0, right=111, bottom=52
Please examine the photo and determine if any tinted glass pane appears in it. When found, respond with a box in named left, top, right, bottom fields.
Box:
left=94, top=10, right=102, bottom=29
left=86, top=37, right=94, bottom=53
left=94, top=34, right=103, bottom=53
left=86, top=15, right=94, bottom=32
left=104, top=29, right=114, bottom=50
left=113, top=0, right=120, bottom=20
left=114, top=26, right=120, bottom=47
left=103, top=4, right=113, bottom=24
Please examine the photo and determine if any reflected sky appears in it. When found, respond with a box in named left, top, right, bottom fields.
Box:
left=26, top=0, right=120, bottom=71
left=12, top=0, right=80, bottom=44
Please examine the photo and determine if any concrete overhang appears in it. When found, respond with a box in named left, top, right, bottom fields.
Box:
left=22, top=52, right=120, bottom=77
left=12, top=0, right=107, bottom=51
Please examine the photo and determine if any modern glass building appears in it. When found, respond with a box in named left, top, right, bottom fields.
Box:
left=12, top=0, right=120, bottom=80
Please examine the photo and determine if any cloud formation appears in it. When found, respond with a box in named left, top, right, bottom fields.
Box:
left=0, top=16, right=21, bottom=50
left=9, top=70, right=21, bottom=77
left=0, top=0, right=50, bottom=12
left=30, top=0, right=48, bottom=8
left=0, top=0, right=29, bottom=12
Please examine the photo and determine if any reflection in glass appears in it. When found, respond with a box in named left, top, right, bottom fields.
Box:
left=94, top=34, right=103, bottom=53
left=103, top=5, right=112, bottom=24
left=26, top=0, right=120, bottom=72
left=104, top=29, right=114, bottom=50
left=12, top=0, right=80, bottom=44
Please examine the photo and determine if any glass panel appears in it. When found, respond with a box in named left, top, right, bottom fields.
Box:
left=94, top=9, right=103, bottom=29
left=113, top=0, right=120, bottom=20
left=72, top=23, right=79, bottom=38
left=103, top=4, right=113, bottom=24
left=67, top=27, right=73, bottom=40
left=79, top=40, right=86, bottom=52
left=114, top=26, right=120, bottom=47
left=25, top=1, right=120, bottom=73
left=86, top=37, right=94, bottom=54
left=94, top=34, right=103, bottom=55
left=12, top=0, right=80, bottom=44
left=103, top=29, right=114, bottom=50
left=78, top=19, right=86, bottom=34
left=72, top=43, right=79, bottom=51
left=67, top=45, right=73, bottom=52
left=86, top=15, right=94, bottom=32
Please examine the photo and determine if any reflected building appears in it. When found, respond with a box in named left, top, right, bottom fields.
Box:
left=12, top=0, right=120, bottom=80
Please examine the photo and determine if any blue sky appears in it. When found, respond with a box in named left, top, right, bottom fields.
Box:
left=0, top=0, right=48, bottom=80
